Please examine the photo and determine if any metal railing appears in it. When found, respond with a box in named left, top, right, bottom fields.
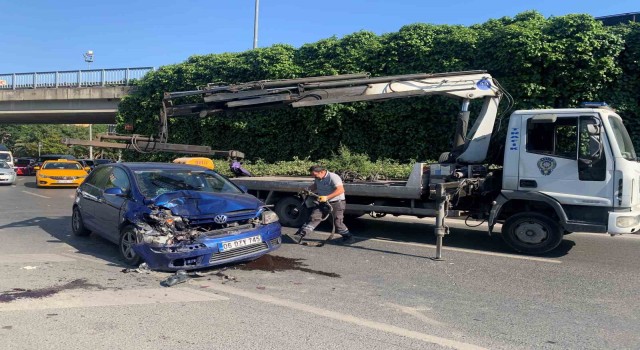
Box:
left=0, top=67, right=154, bottom=89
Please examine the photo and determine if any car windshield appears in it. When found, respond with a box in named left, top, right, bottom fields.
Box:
left=0, top=154, right=10, bottom=160
left=608, top=116, right=637, bottom=161
left=43, top=162, right=83, bottom=170
left=15, top=160, right=30, bottom=166
left=0, top=161, right=9, bottom=169
left=134, top=170, right=242, bottom=198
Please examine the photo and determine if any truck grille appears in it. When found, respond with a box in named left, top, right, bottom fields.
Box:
left=209, top=243, right=268, bottom=263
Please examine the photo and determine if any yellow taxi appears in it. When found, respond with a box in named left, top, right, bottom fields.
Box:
left=35, top=159, right=90, bottom=188
left=173, top=157, right=215, bottom=170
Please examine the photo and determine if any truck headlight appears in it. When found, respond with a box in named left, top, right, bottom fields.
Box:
left=261, top=210, right=279, bottom=225
left=616, top=216, right=639, bottom=228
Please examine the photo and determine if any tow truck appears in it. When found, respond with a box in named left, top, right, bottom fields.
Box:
left=65, top=70, right=640, bottom=257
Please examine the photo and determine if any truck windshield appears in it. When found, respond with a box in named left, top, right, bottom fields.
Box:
left=608, top=116, right=636, bottom=161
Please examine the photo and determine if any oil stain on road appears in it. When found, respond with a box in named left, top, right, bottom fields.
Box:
left=238, top=254, right=340, bottom=278
left=0, top=279, right=106, bottom=303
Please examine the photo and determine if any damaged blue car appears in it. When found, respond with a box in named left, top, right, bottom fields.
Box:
left=71, top=162, right=282, bottom=271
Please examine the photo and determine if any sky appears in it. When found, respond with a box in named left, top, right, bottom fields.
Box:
left=0, top=0, right=637, bottom=73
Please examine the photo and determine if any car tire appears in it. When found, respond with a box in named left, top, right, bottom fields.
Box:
left=274, top=196, right=308, bottom=227
left=71, top=206, right=91, bottom=236
left=501, top=212, right=563, bottom=255
left=119, top=225, right=142, bottom=266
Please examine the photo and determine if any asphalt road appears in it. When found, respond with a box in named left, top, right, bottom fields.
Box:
left=0, top=176, right=639, bottom=350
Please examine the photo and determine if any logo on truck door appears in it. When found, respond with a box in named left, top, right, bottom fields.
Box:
left=537, top=157, right=556, bottom=176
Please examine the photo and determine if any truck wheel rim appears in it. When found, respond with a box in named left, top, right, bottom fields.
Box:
left=514, top=221, right=548, bottom=244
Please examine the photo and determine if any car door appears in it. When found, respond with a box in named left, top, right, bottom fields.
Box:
left=77, top=166, right=111, bottom=231
left=96, top=167, right=132, bottom=243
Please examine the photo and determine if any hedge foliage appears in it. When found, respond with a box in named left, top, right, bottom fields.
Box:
left=118, top=11, right=640, bottom=164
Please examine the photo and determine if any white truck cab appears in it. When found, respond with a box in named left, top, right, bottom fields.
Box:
left=492, top=103, right=640, bottom=252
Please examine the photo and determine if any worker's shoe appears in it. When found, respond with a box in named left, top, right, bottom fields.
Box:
left=289, top=229, right=306, bottom=244
left=340, top=232, right=355, bottom=244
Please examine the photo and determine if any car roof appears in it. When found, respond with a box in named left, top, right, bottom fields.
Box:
left=43, top=159, right=80, bottom=163
left=114, top=162, right=212, bottom=172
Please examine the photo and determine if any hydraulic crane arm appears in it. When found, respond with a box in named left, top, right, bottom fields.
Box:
left=163, top=70, right=503, bottom=164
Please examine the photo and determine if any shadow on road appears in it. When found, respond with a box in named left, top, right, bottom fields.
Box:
left=303, top=216, right=575, bottom=259
left=0, top=216, right=126, bottom=267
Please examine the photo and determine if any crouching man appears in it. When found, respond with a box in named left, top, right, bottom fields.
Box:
left=291, top=165, right=354, bottom=244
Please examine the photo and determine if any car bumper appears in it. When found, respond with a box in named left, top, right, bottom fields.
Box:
left=37, top=178, right=85, bottom=187
left=608, top=209, right=640, bottom=234
left=0, top=174, right=16, bottom=184
left=133, top=222, right=282, bottom=271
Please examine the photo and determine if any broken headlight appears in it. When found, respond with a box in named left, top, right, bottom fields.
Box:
left=261, top=210, right=279, bottom=225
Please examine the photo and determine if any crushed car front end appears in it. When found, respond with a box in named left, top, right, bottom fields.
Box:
left=130, top=191, right=282, bottom=271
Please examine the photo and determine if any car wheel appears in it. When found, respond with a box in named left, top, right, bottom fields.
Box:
left=274, top=196, right=308, bottom=227
left=501, top=212, right=563, bottom=254
left=71, top=206, right=91, bottom=236
left=119, top=225, right=142, bottom=266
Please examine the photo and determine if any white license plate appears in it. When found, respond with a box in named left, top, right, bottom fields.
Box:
left=57, top=180, right=74, bottom=184
left=219, top=235, right=262, bottom=252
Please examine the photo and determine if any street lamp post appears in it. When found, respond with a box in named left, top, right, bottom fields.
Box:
left=83, top=50, right=94, bottom=159
left=253, top=0, right=259, bottom=49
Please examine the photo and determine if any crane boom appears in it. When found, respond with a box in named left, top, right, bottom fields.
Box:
left=162, top=70, right=503, bottom=164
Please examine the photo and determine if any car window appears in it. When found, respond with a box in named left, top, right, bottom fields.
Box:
left=105, top=167, right=130, bottom=192
left=15, top=160, right=30, bottom=166
left=85, top=166, right=111, bottom=189
left=0, top=154, right=10, bottom=161
left=0, top=162, right=10, bottom=169
left=42, top=162, right=83, bottom=170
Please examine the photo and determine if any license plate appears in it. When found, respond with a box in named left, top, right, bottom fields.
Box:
left=219, top=235, right=262, bottom=252
left=57, top=180, right=74, bottom=184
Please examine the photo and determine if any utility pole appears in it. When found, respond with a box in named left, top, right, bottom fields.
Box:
left=253, top=0, right=259, bottom=49
left=83, top=50, right=95, bottom=159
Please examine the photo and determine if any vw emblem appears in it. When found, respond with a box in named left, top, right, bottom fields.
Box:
left=214, top=215, right=228, bottom=224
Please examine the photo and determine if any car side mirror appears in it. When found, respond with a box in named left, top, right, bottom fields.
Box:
left=104, top=187, right=126, bottom=197
left=34, top=166, right=40, bottom=170
left=84, top=167, right=92, bottom=171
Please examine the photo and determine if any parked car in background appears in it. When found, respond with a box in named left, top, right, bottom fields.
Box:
left=0, top=161, right=16, bottom=185
left=0, top=145, right=14, bottom=168
left=71, top=162, right=282, bottom=271
left=78, top=159, right=115, bottom=171
left=35, top=159, right=90, bottom=188
left=14, top=158, right=36, bottom=176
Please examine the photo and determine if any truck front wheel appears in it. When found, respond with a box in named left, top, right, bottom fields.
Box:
left=274, top=196, right=308, bottom=227
left=501, top=212, right=563, bottom=254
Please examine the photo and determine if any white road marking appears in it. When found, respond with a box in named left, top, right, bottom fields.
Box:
left=309, top=231, right=562, bottom=264
left=0, top=287, right=228, bottom=311
left=0, top=254, right=76, bottom=264
left=384, top=302, right=445, bottom=327
left=192, top=281, right=489, bottom=350
left=21, top=190, right=50, bottom=199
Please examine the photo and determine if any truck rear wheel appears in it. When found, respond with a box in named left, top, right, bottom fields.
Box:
left=274, top=196, right=308, bottom=227
left=501, top=212, right=563, bottom=254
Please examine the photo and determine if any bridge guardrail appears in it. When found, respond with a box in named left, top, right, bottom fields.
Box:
left=0, top=67, right=154, bottom=89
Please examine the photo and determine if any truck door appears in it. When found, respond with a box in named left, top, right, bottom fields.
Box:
left=518, top=114, right=613, bottom=223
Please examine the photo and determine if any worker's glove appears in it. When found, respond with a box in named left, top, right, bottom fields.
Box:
left=317, top=196, right=328, bottom=203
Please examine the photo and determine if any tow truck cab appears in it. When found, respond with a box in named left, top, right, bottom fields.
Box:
left=493, top=103, right=640, bottom=252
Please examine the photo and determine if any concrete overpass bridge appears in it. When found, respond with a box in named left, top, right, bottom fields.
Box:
left=0, top=67, right=153, bottom=124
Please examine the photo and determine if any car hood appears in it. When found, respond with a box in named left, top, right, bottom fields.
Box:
left=0, top=168, right=14, bottom=174
left=151, top=190, right=261, bottom=217
left=39, top=169, right=87, bottom=176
